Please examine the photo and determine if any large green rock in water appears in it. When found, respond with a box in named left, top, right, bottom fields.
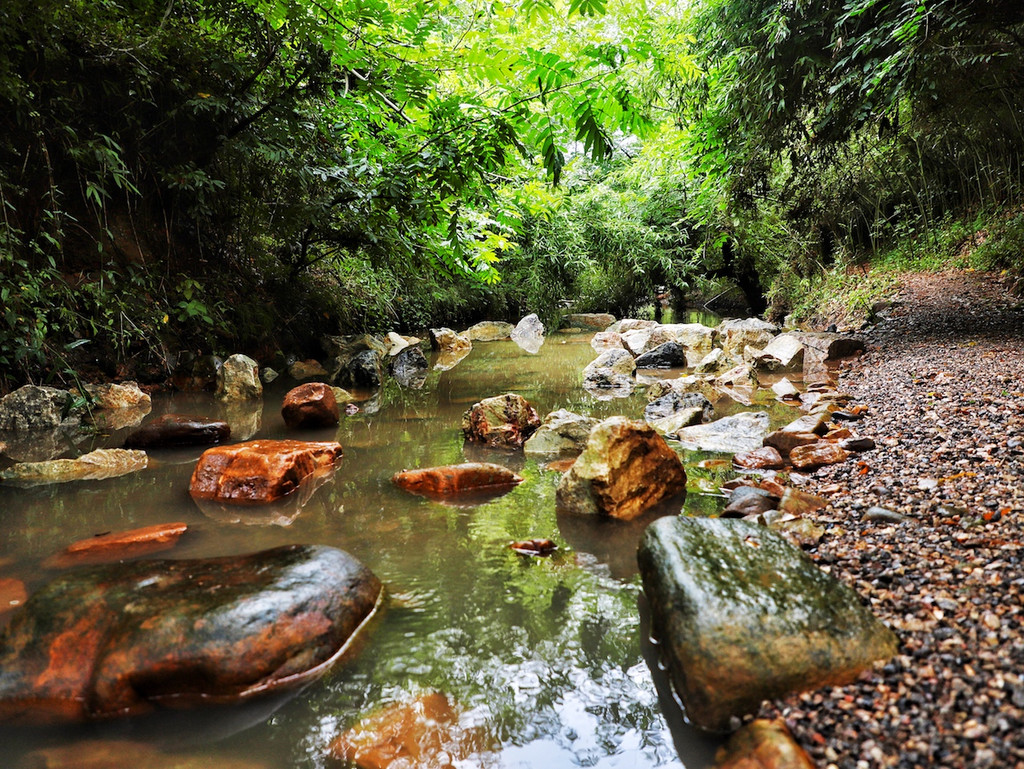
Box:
left=0, top=545, right=381, bottom=724
left=638, top=517, right=897, bottom=733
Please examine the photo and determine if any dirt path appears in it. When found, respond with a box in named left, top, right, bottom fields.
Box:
left=762, top=270, right=1024, bottom=769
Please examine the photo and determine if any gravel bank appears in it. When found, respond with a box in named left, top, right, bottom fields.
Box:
left=761, top=271, right=1024, bottom=769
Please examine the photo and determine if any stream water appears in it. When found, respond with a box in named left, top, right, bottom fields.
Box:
left=0, top=317, right=802, bottom=769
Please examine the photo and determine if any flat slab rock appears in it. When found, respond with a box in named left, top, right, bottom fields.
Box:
left=44, top=522, right=189, bottom=569
left=392, top=462, right=522, bottom=501
left=0, top=544, right=381, bottom=724
left=638, top=517, right=897, bottom=732
left=0, top=448, right=148, bottom=486
left=190, top=439, right=343, bottom=503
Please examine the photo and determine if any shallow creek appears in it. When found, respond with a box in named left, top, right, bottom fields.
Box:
left=0, top=320, right=804, bottom=768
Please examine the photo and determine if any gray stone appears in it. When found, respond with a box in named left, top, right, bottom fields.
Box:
left=644, top=391, right=714, bottom=423
left=321, top=333, right=389, bottom=361
left=567, top=313, right=615, bottom=329
left=659, top=323, right=717, bottom=355
left=771, top=377, right=800, bottom=400
left=722, top=486, right=779, bottom=517
left=719, top=318, right=779, bottom=356
left=524, top=410, right=598, bottom=456
left=694, top=347, right=728, bottom=374
left=0, top=448, right=148, bottom=486
left=634, top=341, right=688, bottom=369
left=675, top=411, right=771, bottom=453
left=428, top=327, right=472, bottom=353
left=590, top=330, right=626, bottom=353
left=510, top=313, right=545, bottom=354
left=81, top=382, right=151, bottom=411
left=388, top=345, right=428, bottom=389
left=647, top=408, right=706, bottom=437
left=216, top=354, right=263, bottom=401
left=620, top=328, right=653, bottom=356
left=714, top=363, right=758, bottom=389
left=583, top=349, right=636, bottom=384
left=334, top=349, right=383, bottom=390
left=751, top=333, right=805, bottom=371
left=638, top=517, right=898, bottom=732
left=863, top=506, right=909, bottom=524
left=464, top=321, right=514, bottom=342
left=0, top=386, right=77, bottom=431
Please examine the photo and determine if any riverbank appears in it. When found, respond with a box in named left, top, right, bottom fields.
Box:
left=762, top=270, right=1024, bottom=768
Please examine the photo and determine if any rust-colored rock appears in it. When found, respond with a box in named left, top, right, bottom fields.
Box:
left=44, top=523, right=189, bottom=569
left=556, top=417, right=687, bottom=520
left=763, top=430, right=820, bottom=459
left=713, top=719, right=816, bottom=769
left=124, top=414, right=231, bottom=448
left=732, top=446, right=785, bottom=471
left=328, top=692, right=492, bottom=769
left=190, top=439, right=343, bottom=503
left=392, top=463, right=522, bottom=501
left=789, top=442, right=851, bottom=470
left=0, top=545, right=381, bottom=724
left=778, top=488, right=829, bottom=516
left=544, top=458, right=577, bottom=473
left=461, top=393, right=540, bottom=449
left=510, top=538, right=558, bottom=556
left=0, top=577, right=27, bottom=616
left=282, top=382, right=340, bottom=429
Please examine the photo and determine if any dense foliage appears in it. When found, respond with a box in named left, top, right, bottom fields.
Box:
left=2, top=0, right=1023, bottom=389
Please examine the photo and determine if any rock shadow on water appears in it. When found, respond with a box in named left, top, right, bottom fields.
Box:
left=192, top=465, right=340, bottom=526
left=555, top=497, right=684, bottom=581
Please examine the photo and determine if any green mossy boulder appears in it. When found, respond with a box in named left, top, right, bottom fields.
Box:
left=638, top=517, right=897, bottom=732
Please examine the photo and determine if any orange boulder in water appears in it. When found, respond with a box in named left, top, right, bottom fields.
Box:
left=190, top=439, right=343, bottom=503
left=392, top=462, right=522, bottom=501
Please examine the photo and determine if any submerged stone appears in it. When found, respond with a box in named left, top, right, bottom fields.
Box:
left=0, top=449, right=148, bottom=486
left=0, top=544, right=381, bottom=724
left=20, top=740, right=271, bottom=769
left=124, top=414, right=231, bottom=449
left=329, top=692, right=492, bottom=769
left=387, top=345, right=428, bottom=389
left=44, top=522, right=189, bottom=569
left=392, top=462, right=522, bottom=501
left=638, top=517, right=897, bottom=732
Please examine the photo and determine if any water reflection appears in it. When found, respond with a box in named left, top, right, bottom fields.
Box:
left=1, top=316, right=798, bottom=769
